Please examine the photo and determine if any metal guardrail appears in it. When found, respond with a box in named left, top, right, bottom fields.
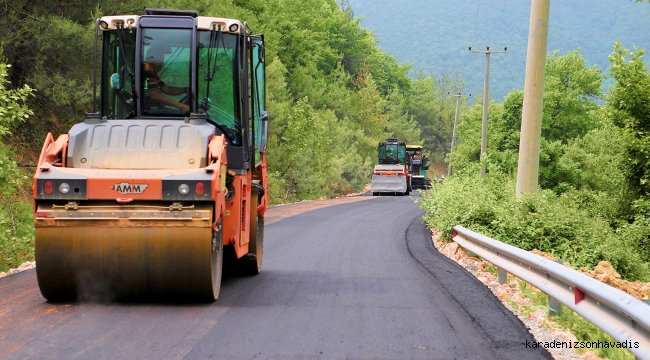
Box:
left=452, top=225, right=650, bottom=360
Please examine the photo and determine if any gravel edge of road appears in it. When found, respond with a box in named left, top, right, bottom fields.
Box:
left=0, top=261, right=35, bottom=278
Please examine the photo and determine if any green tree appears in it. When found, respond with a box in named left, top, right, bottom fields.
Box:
left=447, top=99, right=503, bottom=175
left=454, top=50, right=605, bottom=183
left=607, top=43, right=650, bottom=195
left=352, top=68, right=386, bottom=137
left=384, top=88, right=422, bottom=145
left=0, top=59, right=34, bottom=271
left=542, top=50, right=604, bottom=142
left=0, top=63, right=33, bottom=135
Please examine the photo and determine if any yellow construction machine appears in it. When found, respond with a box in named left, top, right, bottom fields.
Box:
left=32, top=9, right=268, bottom=301
left=405, top=145, right=431, bottom=190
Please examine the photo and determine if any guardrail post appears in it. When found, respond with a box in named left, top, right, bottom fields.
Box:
left=547, top=259, right=563, bottom=317
left=497, top=268, right=507, bottom=284
left=548, top=295, right=562, bottom=317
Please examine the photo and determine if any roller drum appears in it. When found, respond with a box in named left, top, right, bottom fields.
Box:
left=34, top=203, right=220, bottom=301
left=371, top=174, right=408, bottom=194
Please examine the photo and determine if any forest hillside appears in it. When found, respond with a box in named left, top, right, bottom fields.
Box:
left=347, top=0, right=650, bottom=101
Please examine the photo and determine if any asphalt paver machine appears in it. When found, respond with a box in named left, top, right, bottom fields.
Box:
left=405, top=145, right=431, bottom=190
left=32, top=8, right=269, bottom=301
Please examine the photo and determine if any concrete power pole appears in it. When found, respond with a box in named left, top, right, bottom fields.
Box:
left=447, top=92, right=471, bottom=177
left=469, top=46, right=507, bottom=178
left=516, top=0, right=550, bottom=197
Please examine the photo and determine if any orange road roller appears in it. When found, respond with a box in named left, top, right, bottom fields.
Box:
left=32, top=8, right=268, bottom=301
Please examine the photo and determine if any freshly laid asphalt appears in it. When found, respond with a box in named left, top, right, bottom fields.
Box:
left=0, top=193, right=551, bottom=359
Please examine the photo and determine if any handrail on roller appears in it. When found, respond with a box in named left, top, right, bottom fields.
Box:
left=452, top=225, right=650, bottom=360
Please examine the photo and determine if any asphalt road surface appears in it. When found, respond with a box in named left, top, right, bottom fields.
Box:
left=0, top=193, right=551, bottom=360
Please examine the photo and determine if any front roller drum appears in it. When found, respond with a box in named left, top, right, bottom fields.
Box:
left=35, top=220, right=222, bottom=302
left=371, top=174, right=408, bottom=196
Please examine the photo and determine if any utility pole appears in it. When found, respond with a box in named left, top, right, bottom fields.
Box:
left=469, top=46, right=507, bottom=178
left=447, top=92, right=471, bottom=177
left=516, top=0, right=550, bottom=197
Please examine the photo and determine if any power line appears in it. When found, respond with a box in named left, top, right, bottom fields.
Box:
left=447, top=92, right=472, bottom=177
left=472, top=0, right=481, bottom=45
left=499, top=0, right=507, bottom=25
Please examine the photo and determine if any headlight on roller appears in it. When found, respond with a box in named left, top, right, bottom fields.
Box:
left=178, top=184, right=190, bottom=195
left=59, top=183, right=70, bottom=194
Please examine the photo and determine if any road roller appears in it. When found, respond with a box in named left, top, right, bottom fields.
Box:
left=32, top=8, right=269, bottom=301
left=371, top=138, right=410, bottom=196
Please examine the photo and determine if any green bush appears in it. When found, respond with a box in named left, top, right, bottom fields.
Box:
left=420, top=170, right=650, bottom=281
left=0, top=202, right=35, bottom=272
left=0, top=59, right=36, bottom=271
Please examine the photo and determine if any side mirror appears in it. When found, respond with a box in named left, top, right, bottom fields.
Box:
left=110, top=73, right=133, bottom=105
left=110, top=73, right=121, bottom=90
left=260, top=111, right=269, bottom=149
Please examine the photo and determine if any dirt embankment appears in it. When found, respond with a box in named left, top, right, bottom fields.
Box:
left=527, top=249, right=650, bottom=300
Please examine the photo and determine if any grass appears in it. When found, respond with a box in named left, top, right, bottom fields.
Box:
left=483, top=263, right=498, bottom=275
left=516, top=281, right=635, bottom=360
left=472, top=264, right=636, bottom=359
